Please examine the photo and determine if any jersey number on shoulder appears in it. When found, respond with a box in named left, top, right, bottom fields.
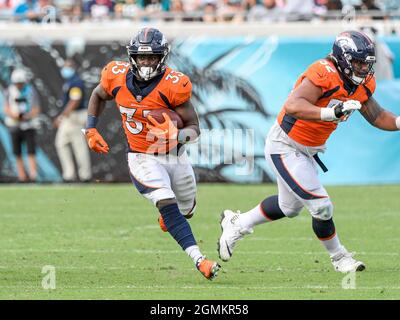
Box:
left=165, top=71, right=184, bottom=84
left=319, top=60, right=336, bottom=73
left=112, top=62, right=130, bottom=75
left=119, top=106, right=150, bottom=134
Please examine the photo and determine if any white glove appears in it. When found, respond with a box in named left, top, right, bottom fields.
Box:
left=320, top=100, right=362, bottom=122
left=342, top=100, right=362, bottom=113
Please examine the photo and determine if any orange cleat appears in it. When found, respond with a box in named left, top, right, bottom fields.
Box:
left=196, top=257, right=221, bottom=280
left=158, top=215, right=168, bottom=232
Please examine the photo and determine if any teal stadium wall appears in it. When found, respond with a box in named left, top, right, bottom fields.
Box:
left=0, top=36, right=399, bottom=184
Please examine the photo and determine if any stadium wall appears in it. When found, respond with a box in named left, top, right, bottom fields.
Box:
left=0, top=23, right=399, bottom=184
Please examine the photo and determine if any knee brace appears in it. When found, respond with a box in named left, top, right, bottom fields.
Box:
left=260, top=195, right=286, bottom=220
left=312, top=217, right=336, bottom=240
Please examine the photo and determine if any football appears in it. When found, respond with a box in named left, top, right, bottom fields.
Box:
left=147, top=108, right=184, bottom=128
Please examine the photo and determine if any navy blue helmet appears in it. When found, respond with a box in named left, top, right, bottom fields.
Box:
left=126, top=27, right=170, bottom=81
left=331, top=31, right=376, bottom=85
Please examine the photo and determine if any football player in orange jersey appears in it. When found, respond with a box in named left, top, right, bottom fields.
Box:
left=83, top=27, right=220, bottom=280
left=218, top=31, right=400, bottom=273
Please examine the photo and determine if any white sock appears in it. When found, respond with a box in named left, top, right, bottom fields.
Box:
left=185, top=245, right=204, bottom=264
left=238, top=204, right=269, bottom=230
left=320, top=234, right=343, bottom=256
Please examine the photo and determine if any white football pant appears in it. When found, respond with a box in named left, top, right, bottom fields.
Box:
left=265, top=123, right=333, bottom=221
left=127, top=150, right=196, bottom=216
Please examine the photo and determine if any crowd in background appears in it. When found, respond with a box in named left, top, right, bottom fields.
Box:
left=0, top=0, right=399, bottom=23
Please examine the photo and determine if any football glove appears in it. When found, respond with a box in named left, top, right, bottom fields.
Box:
left=321, top=100, right=362, bottom=122
left=83, top=128, right=109, bottom=154
left=147, top=113, right=179, bottom=141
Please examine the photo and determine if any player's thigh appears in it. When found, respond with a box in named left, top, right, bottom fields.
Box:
left=267, top=151, right=332, bottom=220
left=276, top=175, right=304, bottom=218
left=127, top=153, right=175, bottom=206
left=168, top=156, right=197, bottom=216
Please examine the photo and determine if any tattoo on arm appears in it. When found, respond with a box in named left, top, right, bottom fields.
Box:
left=360, top=97, right=384, bottom=126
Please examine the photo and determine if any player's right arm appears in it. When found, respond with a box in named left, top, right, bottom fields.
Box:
left=284, top=78, right=323, bottom=120
left=87, top=83, right=113, bottom=118
left=284, top=61, right=361, bottom=122
left=84, top=83, right=114, bottom=154
left=84, top=61, right=126, bottom=154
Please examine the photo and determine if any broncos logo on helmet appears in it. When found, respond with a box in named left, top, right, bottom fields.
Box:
left=331, top=30, right=376, bottom=86
left=126, top=27, right=170, bottom=81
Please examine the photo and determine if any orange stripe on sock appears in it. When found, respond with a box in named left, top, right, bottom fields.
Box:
left=259, top=204, right=273, bottom=221
left=318, top=232, right=337, bottom=241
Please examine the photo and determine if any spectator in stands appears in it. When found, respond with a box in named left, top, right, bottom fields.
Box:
left=247, top=0, right=283, bottom=22
left=201, top=0, right=218, bottom=22
left=54, top=58, right=92, bottom=182
left=313, top=0, right=343, bottom=20
left=181, top=0, right=202, bottom=21
left=355, top=0, right=381, bottom=11
left=3, top=69, right=41, bottom=182
left=14, top=0, right=58, bottom=23
left=0, top=0, right=14, bottom=18
left=114, top=0, right=141, bottom=20
left=283, top=0, right=315, bottom=21
left=326, top=0, right=342, bottom=10
left=217, top=0, right=245, bottom=22
left=83, top=0, right=114, bottom=20
left=54, top=0, right=83, bottom=22
left=133, top=0, right=169, bottom=21
left=166, top=0, right=185, bottom=21
left=354, top=0, right=384, bottom=19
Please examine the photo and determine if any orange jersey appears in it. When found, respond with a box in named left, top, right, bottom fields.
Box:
left=277, top=59, right=376, bottom=146
left=101, top=61, right=192, bottom=153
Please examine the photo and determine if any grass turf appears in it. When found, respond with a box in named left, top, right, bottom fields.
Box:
left=0, top=183, right=399, bottom=299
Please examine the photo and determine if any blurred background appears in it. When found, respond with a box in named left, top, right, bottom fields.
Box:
left=0, top=0, right=399, bottom=185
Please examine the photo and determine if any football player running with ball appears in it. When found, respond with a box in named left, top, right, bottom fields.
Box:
left=83, top=27, right=220, bottom=280
left=218, top=31, right=400, bottom=273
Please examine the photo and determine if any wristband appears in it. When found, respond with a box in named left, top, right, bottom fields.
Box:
left=320, top=108, right=337, bottom=121
left=87, top=115, right=98, bottom=128
left=396, top=116, right=400, bottom=130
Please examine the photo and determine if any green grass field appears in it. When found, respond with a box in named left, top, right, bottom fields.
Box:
left=0, top=183, right=399, bottom=300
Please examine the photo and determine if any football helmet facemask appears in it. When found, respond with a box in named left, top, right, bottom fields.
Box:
left=126, top=27, right=170, bottom=81
left=331, top=30, right=376, bottom=85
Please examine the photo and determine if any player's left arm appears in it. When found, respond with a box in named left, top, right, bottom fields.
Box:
left=360, top=97, right=400, bottom=131
left=174, top=99, right=200, bottom=144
